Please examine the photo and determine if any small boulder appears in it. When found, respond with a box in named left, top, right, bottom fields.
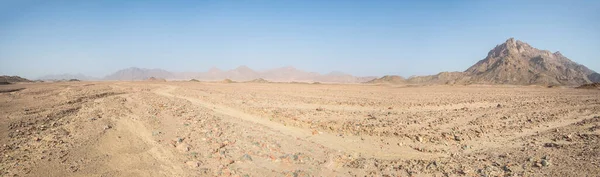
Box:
left=454, top=135, right=463, bottom=141
left=186, top=161, right=200, bottom=168
left=176, top=143, right=191, bottom=152
left=541, top=159, right=550, bottom=167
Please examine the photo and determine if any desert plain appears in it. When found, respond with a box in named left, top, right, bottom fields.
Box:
left=1, top=81, right=599, bottom=176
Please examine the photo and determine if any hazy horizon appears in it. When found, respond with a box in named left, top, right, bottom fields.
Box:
left=1, top=0, right=599, bottom=79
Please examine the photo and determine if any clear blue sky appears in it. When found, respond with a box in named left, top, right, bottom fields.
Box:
left=1, top=0, right=599, bottom=78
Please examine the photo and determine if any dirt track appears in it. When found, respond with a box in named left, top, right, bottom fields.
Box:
left=1, top=81, right=599, bottom=176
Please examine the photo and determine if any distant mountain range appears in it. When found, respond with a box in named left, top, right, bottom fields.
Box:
left=368, top=38, right=600, bottom=86
left=38, top=66, right=376, bottom=83
left=34, top=38, right=599, bottom=85
left=37, top=73, right=99, bottom=81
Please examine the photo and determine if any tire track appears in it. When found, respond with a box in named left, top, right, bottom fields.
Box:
left=154, top=85, right=442, bottom=160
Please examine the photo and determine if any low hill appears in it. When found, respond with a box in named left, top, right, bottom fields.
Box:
left=0, top=76, right=32, bottom=84
left=366, top=75, right=406, bottom=84
left=146, top=77, right=167, bottom=82
left=245, top=78, right=270, bottom=83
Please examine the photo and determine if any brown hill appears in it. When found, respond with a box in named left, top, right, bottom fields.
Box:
left=245, top=78, right=270, bottom=83
left=0, top=76, right=32, bottom=84
left=146, top=77, right=166, bottom=82
left=370, top=38, right=599, bottom=86
left=366, top=75, right=406, bottom=84
left=221, top=79, right=235, bottom=83
left=465, top=38, right=599, bottom=85
left=407, top=72, right=470, bottom=85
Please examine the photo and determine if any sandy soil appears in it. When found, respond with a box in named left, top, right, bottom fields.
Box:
left=1, top=81, right=599, bottom=176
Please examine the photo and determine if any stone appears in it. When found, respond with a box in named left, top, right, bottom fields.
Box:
left=240, top=154, right=253, bottom=161
left=416, top=136, right=423, bottom=142
left=541, top=159, right=550, bottom=167
left=186, top=161, right=199, bottom=168
left=173, top=137, right=184, bottom=143
left=176, top=143, right=190, bottom=152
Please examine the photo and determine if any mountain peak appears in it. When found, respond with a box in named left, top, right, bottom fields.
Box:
left=554, top=51, right=564, bottom=57
left=487, top=38, right=534, bottom=58
left=505, top=37, right=516, bottom=45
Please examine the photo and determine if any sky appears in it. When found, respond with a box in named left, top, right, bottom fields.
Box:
left=0, top=0, right=599, bottom=79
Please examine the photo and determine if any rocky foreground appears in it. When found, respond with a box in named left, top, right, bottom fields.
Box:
left=1, top=81, right=599, bottom=176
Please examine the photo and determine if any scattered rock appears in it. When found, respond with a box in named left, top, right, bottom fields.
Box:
left=176, top=143, right=191, bottom=152
left=454, top=135, right=462, bottom=141
left=502, top=165, right=512, bottom=172
left=186, top=161, right=200, bottom=168
left=173, top=137, right=184, bottom=143
left=544, top=142, right=561, bottom=148
left=541, top=159, right=550, bottom=167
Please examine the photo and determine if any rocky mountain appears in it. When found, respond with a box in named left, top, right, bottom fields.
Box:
left=102, top=66, right=374, bottom=83
left=103, top=67, right=174, bottom=81
left=368, top=38, right=600, bottom=85
left=38, top=73, right=98, bottom=81
left=465, top=38, right=599, bottom=85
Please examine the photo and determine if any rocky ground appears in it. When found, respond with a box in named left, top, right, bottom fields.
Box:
left=1, top=81, right=599, bottom=176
